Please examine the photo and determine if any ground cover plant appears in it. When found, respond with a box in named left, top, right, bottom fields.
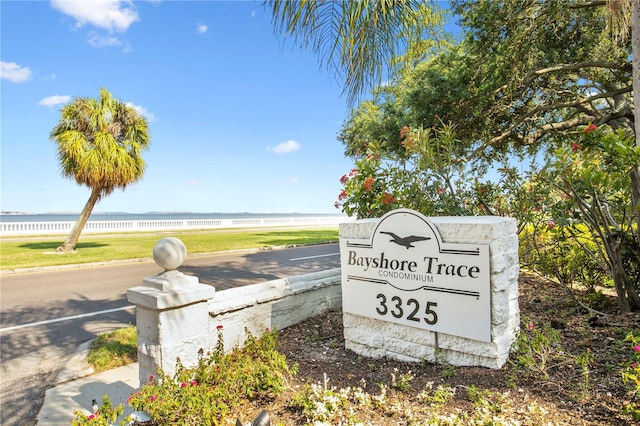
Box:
left=77, top=272, right=639, bottom=425
left=0, top=228, right=339, bottom=271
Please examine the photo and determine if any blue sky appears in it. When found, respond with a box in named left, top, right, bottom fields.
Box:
left=1, top=0, right=356, bottom=214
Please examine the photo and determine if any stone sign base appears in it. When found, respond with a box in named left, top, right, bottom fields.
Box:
left=340, top=216, right=519, bottom=369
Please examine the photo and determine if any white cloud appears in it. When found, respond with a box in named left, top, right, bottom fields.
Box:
left=51, top=0, right=139, bottom=32
left=0, top=61, right=32, bottom=83
left=196, top=23, right=208, bottom=34
left=87, top=32, right=122, bottom=47
left=38, top=95, right=71, bottom=107
left=126, top=102, right=157, bottom=122
left=267, top=140, right=301, bottom=154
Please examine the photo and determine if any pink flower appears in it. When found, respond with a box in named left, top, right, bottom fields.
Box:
left=339, top=174, right=348, bottom=184
left=149, top=374, right=155, bottom=384
left=181, top=382, right=188, bottom=388
left=547, top=220, right=555, bottom=230
left=152, top=395, right=158, bottom=401
left=633, top=344, right=640, bottom=352
left=528, top=323, right=535, bottom=331
left=571, top=142, right=582, bottom=152
left=190, top=380, right=198, bottom=386
left=88, top=414, right=95, bottom=420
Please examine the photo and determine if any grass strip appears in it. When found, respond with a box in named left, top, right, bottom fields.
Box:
left=87, top=326, right=137, bottom=373
left=0, top=228, right=339, bottom=270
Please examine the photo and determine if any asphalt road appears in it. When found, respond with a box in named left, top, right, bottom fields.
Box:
left=0, top=243, right=340, bottom=426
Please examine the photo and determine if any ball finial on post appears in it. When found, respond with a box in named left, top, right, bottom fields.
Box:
left=152, top=237, right=187, bottom=271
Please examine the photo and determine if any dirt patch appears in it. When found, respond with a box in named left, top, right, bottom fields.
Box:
left=231, top=272, right=639, bottom=425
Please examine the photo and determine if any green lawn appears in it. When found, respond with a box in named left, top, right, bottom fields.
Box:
left=0, top=228, right=339, bottom=270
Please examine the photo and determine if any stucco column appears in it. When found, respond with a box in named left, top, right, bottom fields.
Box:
left=127, top=237, right=216, bottom=385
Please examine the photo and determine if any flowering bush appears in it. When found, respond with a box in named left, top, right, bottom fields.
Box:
left=335, top=124, right=477, bottom=219
left=126, top=327, right=295, bottom=425
left=511, top=318, right=562, bottom=380
left=622, top=332, right=640, bottom=421
left=334, top=154, right=397, bottom=218
left=71, top=395, right=125, bottom=426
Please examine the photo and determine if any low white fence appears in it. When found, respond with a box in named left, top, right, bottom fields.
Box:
left=0, top=216, right=351, bottom=236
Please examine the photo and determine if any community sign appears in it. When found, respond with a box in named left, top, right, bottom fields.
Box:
left=340, top=209, right=491, bottom=342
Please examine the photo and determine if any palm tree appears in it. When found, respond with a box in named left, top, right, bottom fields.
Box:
left=269, top=0, right=429, bottom=104
left=50, top=87, right=150, bottom=253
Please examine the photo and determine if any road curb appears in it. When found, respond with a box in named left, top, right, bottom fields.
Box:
left=49, top=340, right=95, bottom=386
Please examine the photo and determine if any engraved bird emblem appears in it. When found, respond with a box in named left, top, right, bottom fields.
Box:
left=380, top=231, right=431, bottom=249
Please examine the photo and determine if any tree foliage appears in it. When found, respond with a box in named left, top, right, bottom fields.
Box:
left=335, top=0, right=639, bottom=311
left=340, top=0, right=633, bottom=161
left=268, top=0, right=446, bottom=104
left=50, top=88, right=150, bottom=252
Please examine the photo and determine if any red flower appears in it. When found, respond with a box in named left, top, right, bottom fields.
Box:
left=338, top=189, right=347, bottom=201
left=151, top=395, right=158, bottom=401
left=584, top=123, right=597, bottom=133
left=436, top=187, right=444, bottom=195
left=190, top=380, right=198, bottom=386
left=339, top=174, right=348, bottom=184
left=528, top=323, right=535, bottom=331
left=381, top=192, right=395, bottom=205
left=216, top=325, right=223, bottom=330
left=547, top=220, right=555, bottom=230
left=149, top=374, right=155, bottom=384
left=571, top=142, right=582, bottom=152
left=181, top=382, right=188, bottom=388
left=334, top=201, right=340, bottom=209
left=363, top=176, right=374, bottom=192
left=88, top=414, right=95, bottom=420
left=399, top=125, right=410, bottom=139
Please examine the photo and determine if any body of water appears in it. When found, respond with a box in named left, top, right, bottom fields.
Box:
left=0, top=212, right=346, bottom=223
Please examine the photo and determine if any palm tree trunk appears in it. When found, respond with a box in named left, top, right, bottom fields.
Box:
left=56, top=188, right=102, bottom=253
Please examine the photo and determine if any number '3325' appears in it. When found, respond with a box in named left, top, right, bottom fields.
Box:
left=375, top=293, right=438, bottom=325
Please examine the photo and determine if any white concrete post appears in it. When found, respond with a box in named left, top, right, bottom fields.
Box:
left=127, top=237, right=216, bottom=385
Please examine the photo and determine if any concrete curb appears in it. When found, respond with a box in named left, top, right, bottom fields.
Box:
left=49, top=340, right=95, bottom=386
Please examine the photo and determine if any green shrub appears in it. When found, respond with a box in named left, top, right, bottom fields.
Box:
left=126, top=327, right=296, bottom=426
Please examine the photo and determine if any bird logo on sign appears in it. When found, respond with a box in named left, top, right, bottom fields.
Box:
left=380, top=231, right=431, bottom=249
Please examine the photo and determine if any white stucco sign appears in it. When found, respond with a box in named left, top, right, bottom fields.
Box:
left=340, top=209, right=491, bottom=342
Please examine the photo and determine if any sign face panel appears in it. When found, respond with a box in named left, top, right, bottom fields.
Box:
left=340, top=209, right=491, bottom=342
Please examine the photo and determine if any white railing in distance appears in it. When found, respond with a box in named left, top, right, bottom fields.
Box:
left=0, top=216, right=352, bottom=236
